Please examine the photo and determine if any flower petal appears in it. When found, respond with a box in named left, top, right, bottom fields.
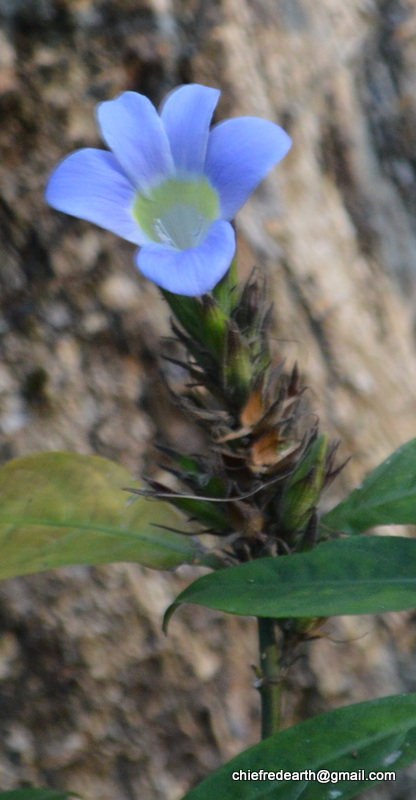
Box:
left=204, top=117, right=292, bottom=219
left=136, top=219, right=235, bottom=296
left=97, top=92, right=174, bottom=190
left=45, top=148, right=149, bottom=245
left=160, top=84, right=220, bottom=174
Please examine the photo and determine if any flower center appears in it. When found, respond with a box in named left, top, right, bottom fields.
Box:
left=132, top=177, right=219, bottom=250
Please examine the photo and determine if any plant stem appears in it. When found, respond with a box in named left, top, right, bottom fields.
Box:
left=257, top=617, right=282, bottom=739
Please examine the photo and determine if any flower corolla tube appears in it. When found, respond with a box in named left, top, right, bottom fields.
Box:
left=46, top=84, right=291, bottom=296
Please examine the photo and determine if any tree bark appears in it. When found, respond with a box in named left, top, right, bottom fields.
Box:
left=1, top=1, right=416, bottom=797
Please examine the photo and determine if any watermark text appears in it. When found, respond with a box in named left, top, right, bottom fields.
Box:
left=231, top=769, right=396, bottom=784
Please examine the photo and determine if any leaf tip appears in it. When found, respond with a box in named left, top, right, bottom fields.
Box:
left=162, top=601, right=180, bottom=633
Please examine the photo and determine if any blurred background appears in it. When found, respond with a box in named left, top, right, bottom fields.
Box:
left=1, top=0, right=416, bottom=797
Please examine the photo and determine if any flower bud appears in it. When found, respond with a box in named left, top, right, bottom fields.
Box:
left=280, top=433, right=330, bottom=543
left=223, top=322, right=253, bottom=409
left=201, top=295, right=229, bottom=358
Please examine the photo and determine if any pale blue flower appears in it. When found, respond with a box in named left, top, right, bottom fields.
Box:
left=46, top=85, right=291, bottom=296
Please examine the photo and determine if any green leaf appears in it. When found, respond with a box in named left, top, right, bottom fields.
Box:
left=164, top=535, right=416, bottom=627
left=323, top=438, right=416, bottom=534
left=0, top=452, right=202, bottom=579
left=182, top=693, right=416, bottom=800
left=0, top=791, right=76, bottom=800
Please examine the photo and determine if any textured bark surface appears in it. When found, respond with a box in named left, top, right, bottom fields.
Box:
left=1, top=1, right=416, bottom=798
